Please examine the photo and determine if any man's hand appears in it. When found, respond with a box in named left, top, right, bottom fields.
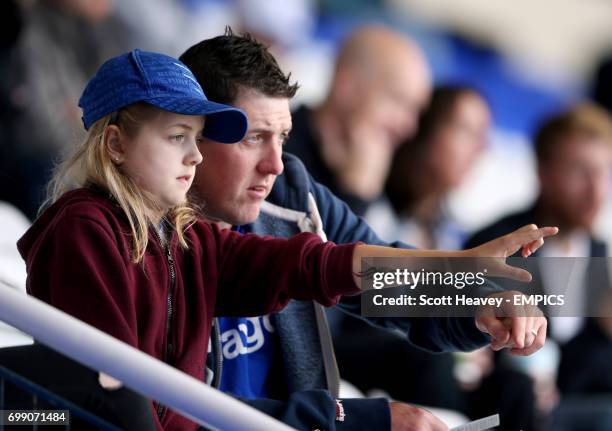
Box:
left=390, top=402, right=449, bottom=431
left=475, top=290, right=547, bottom=356
left=319, top=108, right=396, bottom=201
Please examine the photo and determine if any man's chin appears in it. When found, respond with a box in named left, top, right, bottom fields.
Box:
left=229, top=206, right=262, bottom=226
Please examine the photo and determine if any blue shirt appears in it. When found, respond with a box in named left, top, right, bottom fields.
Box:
left=218, top=225, right=283, bottom=399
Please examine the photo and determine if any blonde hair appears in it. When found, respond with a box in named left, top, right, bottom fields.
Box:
left=535, top=102, right=612, bottom=164
left=44, top=103, right=198, bottom=262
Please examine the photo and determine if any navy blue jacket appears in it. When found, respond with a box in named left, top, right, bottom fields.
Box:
left=465, top=204, right=607, bottom=258
left=465, top=204, right=609, bottom=337
left=211, top=153, right=490, bottom=430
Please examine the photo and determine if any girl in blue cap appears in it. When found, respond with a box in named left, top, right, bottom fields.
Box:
left=17, top=50, right=555, bottom=431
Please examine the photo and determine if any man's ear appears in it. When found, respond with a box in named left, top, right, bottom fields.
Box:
left=104, top=124, right=125, bottom=165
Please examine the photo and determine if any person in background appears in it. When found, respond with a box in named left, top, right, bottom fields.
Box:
left=284, top=25, right=431, bottom=215
left=465, top=103, right=612, bottom=430
left=334, top=85, right=489, bottom=417
left=466, top=103, right=612, bottom=341
left=366, top=85, right=490, bottom=250
left=8, top=0, right=134, bottom=218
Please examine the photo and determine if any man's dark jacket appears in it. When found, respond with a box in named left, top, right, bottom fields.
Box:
left=208, top=153, right=490, bottom=430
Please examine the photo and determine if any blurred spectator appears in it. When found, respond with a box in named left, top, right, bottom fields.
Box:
left=367, top=85, right=490, bottom=249
left=285, top=24, right=431, bottom=215
left=465, top=103, right=612, bottom=429
left=466, top=103, right=612, bottom=342
left=334, top=85, right=490, bottom=418
left=8, top=0, right=134, bottom=218
left=15, top=0, right=132, bottom=155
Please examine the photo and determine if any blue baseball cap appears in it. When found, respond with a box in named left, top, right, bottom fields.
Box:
left=78, top=49, right=248, bottom=144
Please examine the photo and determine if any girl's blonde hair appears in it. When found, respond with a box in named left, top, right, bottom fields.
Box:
left=44, top=103, right=198, bottom=262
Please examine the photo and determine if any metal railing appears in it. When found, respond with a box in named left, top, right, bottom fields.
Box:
left=0, top=281, right=294, bottom=431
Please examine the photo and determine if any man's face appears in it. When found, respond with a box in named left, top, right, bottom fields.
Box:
left=355, top=74, right=430, bottom=147
left=192, top=90, right=291, bottom=226
left=539, top=135, right=612, bottom=230
left=377, top=63, right=431, bottom=146
left=341, top=57, right=431, bottom=149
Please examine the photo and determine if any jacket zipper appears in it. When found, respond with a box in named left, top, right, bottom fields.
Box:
left=154, top=227, right=176, bottom=421
left=211, top=318, right=223, bottom=388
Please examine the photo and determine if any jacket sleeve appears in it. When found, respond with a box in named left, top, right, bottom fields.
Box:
left=307, top=171, right=492, bottom=352
left=308, top=170, right=411, bottom=249
left=237, top=391, right=391, bottom=431
left=332, top=296, right=490, bottom=352
left=25, top=215, right=139, bottom=348
left=204, top=224, right=361, bottom=316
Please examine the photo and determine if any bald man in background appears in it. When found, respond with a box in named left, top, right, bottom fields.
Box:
left=285, top=25, right=431, bottom=215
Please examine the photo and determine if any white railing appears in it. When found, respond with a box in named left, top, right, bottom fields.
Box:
left=0, top=281, right=295, bottom=431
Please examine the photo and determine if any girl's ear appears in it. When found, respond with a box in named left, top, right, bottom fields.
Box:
left=105, top=125, right=125, bottom=165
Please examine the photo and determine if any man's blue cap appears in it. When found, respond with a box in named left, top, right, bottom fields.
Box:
left=79, top=49, right=248, bottom=144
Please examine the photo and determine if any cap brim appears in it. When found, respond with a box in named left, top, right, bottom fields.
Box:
left=144, top=97, right=248, bottom=144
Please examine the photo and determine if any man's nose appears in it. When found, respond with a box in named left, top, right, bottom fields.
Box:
left=258, top=141, right=284, bottom=175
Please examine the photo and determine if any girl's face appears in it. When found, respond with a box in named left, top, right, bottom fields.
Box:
left=118, top=111, right=204, bottom=214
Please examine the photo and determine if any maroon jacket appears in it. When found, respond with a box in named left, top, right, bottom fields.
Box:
left=17, top=188, right=359, bottom=430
